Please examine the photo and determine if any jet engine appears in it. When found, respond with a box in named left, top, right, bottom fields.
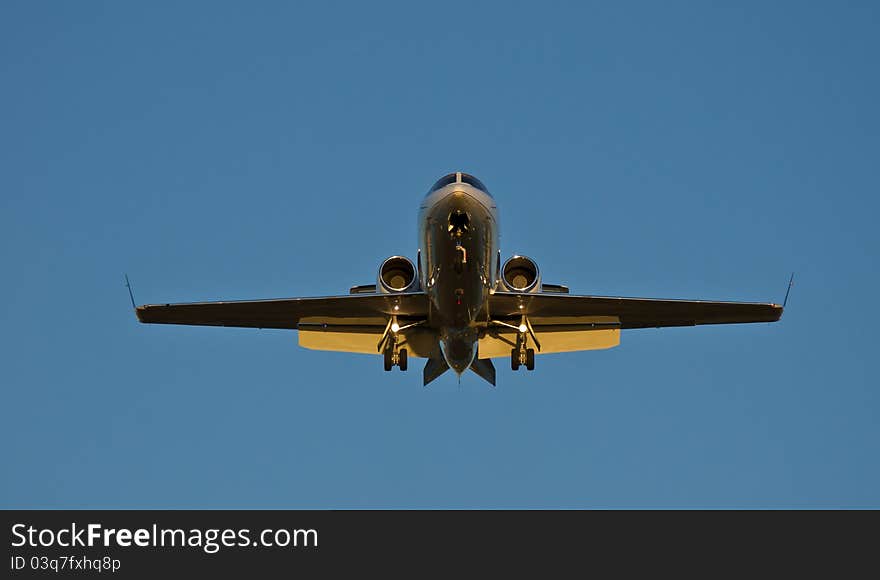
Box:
left=500, top=255, right=541, bottom=293
left=378, top=256, right=418, bottom=293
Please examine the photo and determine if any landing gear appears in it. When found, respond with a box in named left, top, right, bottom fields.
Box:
left=383, top=346, right=408, bottom=371
left=510, top=338, right=536, bottom=372
left=493, top=314, right=540, bottom=373
left=379, top=315, right=415, bottom=372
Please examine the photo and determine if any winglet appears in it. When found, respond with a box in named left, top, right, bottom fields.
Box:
left=782, top=272, right=795, bottom=309
left=124, top=274, right=137, bottom=310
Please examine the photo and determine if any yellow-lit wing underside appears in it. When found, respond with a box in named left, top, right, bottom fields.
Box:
left=298, top=317, right=437, bottom=358
left=478, top=316, right=620, bottom=358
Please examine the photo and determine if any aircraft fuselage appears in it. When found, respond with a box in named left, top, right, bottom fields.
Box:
left=418, top=175, right=499, bottom=374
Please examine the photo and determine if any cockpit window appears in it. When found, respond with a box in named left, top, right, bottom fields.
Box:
left=427, top=172, right=490, bottom=194
left=461, top=173, right=489, bottom=192
left=428, top=173, right=457, bottom=193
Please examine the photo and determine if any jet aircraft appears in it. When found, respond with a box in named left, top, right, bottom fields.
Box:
left=134, top=172, right=785, bottom=386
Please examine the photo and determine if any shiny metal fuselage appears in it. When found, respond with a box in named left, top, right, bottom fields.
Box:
left=418, top=183, right=499, bottom=373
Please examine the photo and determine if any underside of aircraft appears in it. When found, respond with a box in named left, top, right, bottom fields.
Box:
left=133, top=172, right=786, bottom=386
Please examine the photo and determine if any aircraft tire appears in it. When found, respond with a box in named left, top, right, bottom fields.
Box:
left=511, top=349, right=520, bottom=371
left=383, top=349, right=393, bottom=371
left=398, top=348, right=408, bottom=371
left=526, top=348, right=535, bottom=371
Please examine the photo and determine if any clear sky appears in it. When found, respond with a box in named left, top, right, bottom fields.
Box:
left=2, top=1, right=878, bottom=508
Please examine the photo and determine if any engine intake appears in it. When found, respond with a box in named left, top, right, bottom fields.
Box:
left=378, top=256, right=418, bottom=293
left=501, top=255, right=541, bottom=293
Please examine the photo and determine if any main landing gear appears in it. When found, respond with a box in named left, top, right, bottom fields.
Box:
left=379, top=315, right=415, bottom=372
left=384, top=346, right=408, bottom=372
left=493, top=315, right=539, bottom=372
left=511, top=343, right=535, bottom=371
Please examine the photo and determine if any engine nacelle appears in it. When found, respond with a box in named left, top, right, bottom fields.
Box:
left=378, top=256, right=418, bottom=293
left=500, top=255, right=541, bottom=293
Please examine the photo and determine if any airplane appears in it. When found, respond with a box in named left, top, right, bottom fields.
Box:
left=133, top=171, right=786, bottom=386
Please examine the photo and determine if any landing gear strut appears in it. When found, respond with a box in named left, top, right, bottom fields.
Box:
left=379, top=316, right=411, bottom=372
left=492, top=315, right=539, bottom=372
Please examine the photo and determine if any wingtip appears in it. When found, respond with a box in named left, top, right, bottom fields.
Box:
left=758, top=300, right=784, bottom=324
left=134, top=305, right=146, bottom=323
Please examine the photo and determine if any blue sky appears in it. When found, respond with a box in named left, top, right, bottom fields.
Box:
left=1, top=1, right=878, bottom=508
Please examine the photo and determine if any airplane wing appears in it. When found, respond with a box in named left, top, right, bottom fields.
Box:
left=478, top=291, right=783, bottom=358
left=136, top=292, right=429, bottom=330
left=489, top=291, right=783, bottom=329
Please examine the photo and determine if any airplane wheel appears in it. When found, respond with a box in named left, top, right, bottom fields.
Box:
left=511, top=348, right=520, bottom=371
left=398, top=348, right=408, bottom=371
left=526, top=348, right=535, bottom=371
left=383, top=349, right=393, bottom=371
